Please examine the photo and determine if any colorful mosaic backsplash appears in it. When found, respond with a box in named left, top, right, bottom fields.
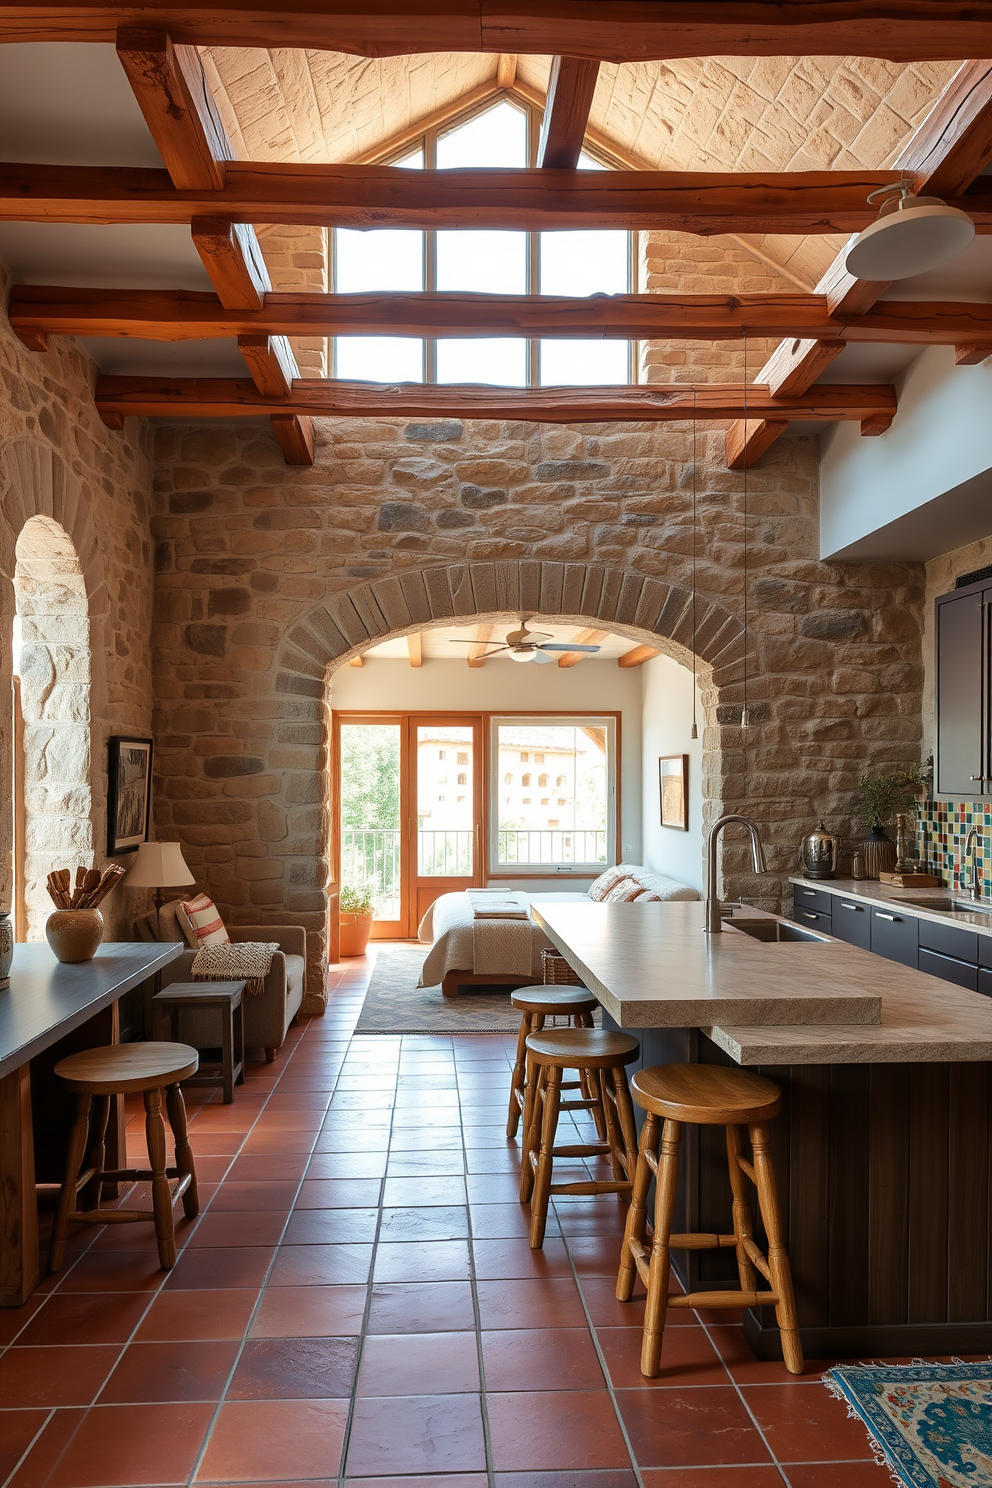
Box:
left=917, top=799, right=992, bottom=894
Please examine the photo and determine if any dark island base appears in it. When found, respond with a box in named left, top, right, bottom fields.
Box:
left=604, top=1014, right=992, bottom=1361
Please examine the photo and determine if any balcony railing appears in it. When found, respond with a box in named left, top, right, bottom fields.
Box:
left=497, top=829, right=607, bottom=865
left=419, top=829, right=474, bottom=878
left=340, top=828, right=401, bottom=920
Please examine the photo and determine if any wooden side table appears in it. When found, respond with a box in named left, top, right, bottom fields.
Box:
left=152, top=981, right=246, bottom=1103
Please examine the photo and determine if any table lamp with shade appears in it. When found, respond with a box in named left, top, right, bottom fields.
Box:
left=124, top=842, right=195, bottom=935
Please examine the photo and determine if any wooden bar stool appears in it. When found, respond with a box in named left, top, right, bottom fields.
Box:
left=506, top=985, right=603, bottom=1141
left=617, top=1063, right=803, bottom=1377
left=48, top=1042, right=201, bottom=1273
left=520, top=1027, right=640, bottom=1249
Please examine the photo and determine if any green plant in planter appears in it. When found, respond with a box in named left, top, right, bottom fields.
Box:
left=850, top=760, right=933, bottom=835
left=340, top=884, right=375, bottom=916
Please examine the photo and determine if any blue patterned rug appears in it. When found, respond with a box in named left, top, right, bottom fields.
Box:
left=826, top=1362, right=992, bottom=1487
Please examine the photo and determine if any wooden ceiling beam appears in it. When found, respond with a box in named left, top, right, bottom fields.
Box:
left=557, top=628, right=608, bottom=667
left=956, top=343, right=992, bottom=364
left=3, top=5, right=991, bottom=62
left=467, top=626, right=494, bottom=668
left=407, top=633, right=423, bottom=668
left=116, top=27, right=229, bottom=190
left=17, top=286, right=992, bottom=348
left=271, top=413, right=314, bottom=466
left=618, top=645, right=660, bottom=668
left=93, top=375, right=898, bottom=426
left=238, top=333, right=298, bottom=397
left=537, top=56, right=601, bottom=170
left=191, top=217, right=270, bottom=311
left=729, top=58, right=992, bottom=465
left=7, top=162, right=982, bottom=235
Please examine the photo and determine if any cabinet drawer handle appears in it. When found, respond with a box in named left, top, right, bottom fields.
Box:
left=972, top=776, right=984, bottom=782
left=801, top=889, right=816, bottom=897
left=840, top=902, right=863, bottom=911
left=801, top=911, right=818, bottom=921
left=875, top=912, right=901, bottom=922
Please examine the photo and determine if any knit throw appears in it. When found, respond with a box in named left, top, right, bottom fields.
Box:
left=192, top=941, right=279, bottom=997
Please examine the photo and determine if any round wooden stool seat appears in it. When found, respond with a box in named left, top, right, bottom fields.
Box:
left=55, top=1042, right=199, bottom=1096
left=632, top=1063, right=781, bottom=1126
left=511, top=986, right=597, bottom=1016
left=526, top=1027, right=639, bottom=1070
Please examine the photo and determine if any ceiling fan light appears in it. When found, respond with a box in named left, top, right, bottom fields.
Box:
left=507, top=647, right=533, bottom=663
left=845, top=195, right=975, bottom=281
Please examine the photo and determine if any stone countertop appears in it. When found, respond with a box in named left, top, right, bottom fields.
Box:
left=533, top=898, right=992, bottom=1067
left=529, top=900, right=882, bottom=1029
left=791, top=875, right=992, bottom=936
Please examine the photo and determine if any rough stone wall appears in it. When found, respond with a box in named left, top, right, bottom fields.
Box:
left=0, top=261, right=156, bottom=940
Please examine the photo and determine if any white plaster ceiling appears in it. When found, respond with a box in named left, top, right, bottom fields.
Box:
left=364, top=623, right=636, bottom=663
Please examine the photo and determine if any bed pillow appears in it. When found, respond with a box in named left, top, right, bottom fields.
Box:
left=631, top=888, right=662, bottom=902
left=631, top=869, right=699, bottom=902
left=176, top=893, right=230, bottom=949
left=587, top=864, right=632, bottom=901
left=604, top=877, right=644, bottom=902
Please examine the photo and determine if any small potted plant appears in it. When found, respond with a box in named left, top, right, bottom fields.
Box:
left=338, top=883, right=375, bottom=958
left=850, top=761, right=932, bottom=878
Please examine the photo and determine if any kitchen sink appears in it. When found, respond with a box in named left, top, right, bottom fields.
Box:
left=730, top=919, right=831, bottom=944
left=893, top=896, right=992, bottom=916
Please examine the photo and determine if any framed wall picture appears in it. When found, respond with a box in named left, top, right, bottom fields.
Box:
left=107, top=736, right=153, bottom=853
left=659, top=754, right=689, bottom=831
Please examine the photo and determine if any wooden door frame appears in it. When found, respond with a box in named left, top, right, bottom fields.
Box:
left=331, top=712, right=410, bottom=942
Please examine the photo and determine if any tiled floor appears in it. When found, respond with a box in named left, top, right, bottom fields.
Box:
left=0, top=949, right=895, bottom=1488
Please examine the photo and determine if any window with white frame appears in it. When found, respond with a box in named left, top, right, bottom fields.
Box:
left=332, top=98, right=635, bottom=387
left=489, top=716, right=617, bottom=871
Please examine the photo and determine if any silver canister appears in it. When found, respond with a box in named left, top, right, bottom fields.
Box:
left=797, top=820, right=839, bottom=880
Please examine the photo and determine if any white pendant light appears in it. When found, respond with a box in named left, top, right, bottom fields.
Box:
left=845, top=179, right=975, bottom=281
left=507, top=647, right=533, bottom=663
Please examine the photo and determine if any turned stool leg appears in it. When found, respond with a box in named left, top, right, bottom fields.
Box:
left=507, top=1009, right=535, bottom=1138
left=599, top=1069, right=627, bottom=1186
left=144, top=1086, right=177, bottom=1268
left=612, top=1068, right=639, bottom=1190
left=750, top=1122, right=804, bottom=1375
left=166, top=1081, right=199, bottom=1220
left=82, top=1094, right=112, bottom=1211
left=641, top=1117, right=682, bottom=1377
left=577, top=1013, right=608, bottom=1141
left=726, top=1123, right=759, bottom=1294
left=529, top=1064, right=563, bottom=1249
left=519, top=1061, right=545, bottom=1203
left=48, top=1093, right=92, bottom=1274
left=618, top=1110, right=658, bottom=1301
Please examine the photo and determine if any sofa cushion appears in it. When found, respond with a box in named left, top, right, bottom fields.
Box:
left=284, top=953, right=305, bottom=995
left=177, top=894, right=230, bottom=949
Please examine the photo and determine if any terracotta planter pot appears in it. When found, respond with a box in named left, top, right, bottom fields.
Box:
left=339, top=911, right=373, bottom=958
left=46, top=908, right=104, bottom=963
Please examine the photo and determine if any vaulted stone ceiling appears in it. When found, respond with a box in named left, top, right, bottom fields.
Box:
left=202, top=48, right=959, bottom=292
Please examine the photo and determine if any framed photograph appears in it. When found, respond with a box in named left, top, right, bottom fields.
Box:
left=107, top=736, right=153, bottom=853
left=659, top=754, right=689, bottom=831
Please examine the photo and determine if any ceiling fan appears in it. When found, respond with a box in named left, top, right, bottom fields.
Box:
left=448, top=621, right=601, bottom=664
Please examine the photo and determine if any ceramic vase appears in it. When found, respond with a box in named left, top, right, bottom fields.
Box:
left=0, top=910, right=12, bottom=989
left=46, top=908, right=104, bottom=964
left=860, top=829, right=897, bottom=880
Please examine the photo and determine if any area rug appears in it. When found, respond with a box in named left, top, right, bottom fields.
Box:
left=826, top=1361, right=992, bottom=1487
left=354, top=943, right=526, bottom=1034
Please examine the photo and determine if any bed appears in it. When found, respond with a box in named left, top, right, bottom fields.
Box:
left=418, top=865, right=698, bottom=997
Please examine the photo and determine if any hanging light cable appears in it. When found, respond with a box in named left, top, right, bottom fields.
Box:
left=741, top=333, right=750, bottom=731
left=690, top=393, right=698, bottom=741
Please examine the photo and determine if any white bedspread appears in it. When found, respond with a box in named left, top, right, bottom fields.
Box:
left=417, top=890, right=589, bottom=988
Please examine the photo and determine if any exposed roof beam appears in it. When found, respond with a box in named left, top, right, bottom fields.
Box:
left=116, top=28, right=230, bottom=190
left=7, top=163, right=980, bottom=234
left=16, top=286, right=992, bottom=348
left=3, top=4, right=990, bottom=62
left=467, top=626, right=493, bottom=668
left=537, top=56, right=601, bottom=170
left=618, top=645, right=660, bottom=668
left=93, top=375, right=897, bottom=427
left=956, top=343, right=992, bottom=364
left=191, top=216, right=270, bottom=310
left=496, top=54, right=517, bottom=89
left=407, top=633, right=423, bottom=668
left=238, top=333, right=297, bottom=397
left=557, top=629, right=608, bottom=668
left=729, top=58, right=992, bottom=466
left=348, top=654, right=363, bottom=668
left=271, top=414, right=314, bottom=465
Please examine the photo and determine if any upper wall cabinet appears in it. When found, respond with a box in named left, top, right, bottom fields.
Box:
left=935, top=578, right=990, bottom=797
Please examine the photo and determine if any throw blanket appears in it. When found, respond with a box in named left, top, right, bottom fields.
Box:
left=463, top=891, right=532, bottom=975
left=192, top=941, right=279, bottom=997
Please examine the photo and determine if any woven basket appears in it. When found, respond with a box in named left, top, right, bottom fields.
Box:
left=542, top=948, right=582, bottom=986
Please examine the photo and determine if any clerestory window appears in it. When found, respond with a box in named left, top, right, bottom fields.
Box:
left=332, top=98, right=635, bottom=388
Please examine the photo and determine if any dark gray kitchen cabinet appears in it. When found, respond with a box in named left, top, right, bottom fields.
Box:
left=935, top=580, right=990, bottom=797
left=829, top=897, right=871, bottom=949
left=869, top=905, right=918, bottom=967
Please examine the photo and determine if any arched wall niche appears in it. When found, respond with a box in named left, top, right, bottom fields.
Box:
left=0, top=440, right=110, bottom=937
left=271, top=559, right=747, bottom=1009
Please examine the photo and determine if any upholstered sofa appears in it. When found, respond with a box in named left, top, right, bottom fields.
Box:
left=135, top=900, right=306, bottom=1061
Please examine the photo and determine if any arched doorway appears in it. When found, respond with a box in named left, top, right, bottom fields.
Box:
left=13, top=515, right=93, bottom=940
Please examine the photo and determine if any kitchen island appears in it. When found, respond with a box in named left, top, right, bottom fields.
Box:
left=530, top=898, right=992, bottom=1360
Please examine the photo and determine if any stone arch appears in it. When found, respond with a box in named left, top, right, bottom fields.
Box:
left=0, top=440, right=108, bottom=938
left=271, top=559, right=747, bottom=1004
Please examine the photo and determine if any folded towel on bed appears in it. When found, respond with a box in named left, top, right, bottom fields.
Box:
left=466, top=889, right=528, bottom=920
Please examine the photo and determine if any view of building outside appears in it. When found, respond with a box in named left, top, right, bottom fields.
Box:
left=494, top=724, right=608, bottom=866
left=416, top=725, right=475, bottom=877
left=339, top=722, right=401, bottom=921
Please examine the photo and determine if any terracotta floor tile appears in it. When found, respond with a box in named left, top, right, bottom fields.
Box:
left=741, top=1382, right=881, bottom=1463
left=5, top=1409, right=86, bottom=1488
left=305, top=1151, right=389, bottom=1179
left=639, top=1471, right=786, bottom=1487
left=566, top=1233, right=631, bottom=1276
left=487, top=1391, right=632, bottom=1472
left=283, top=1207, right=379, bottom=1245
left=386, top=1152, right=467, bottom=1177
left=785, top=1462, right=895, bottom=1486
left=597, top=1325, right=730, bottom=1388
left=0, top=1346, right=120, bottom=1407
left=378, top=1205, right=470, bottom=1242
left=482, top=1327, right=606, bottom=1391
left=46, top=1402, right=216, bottom=1487
left=164, top=1245, right=275, bottom=1290
left=493, top=1475, right=637, bottom=1488
left=477, top=1276, right=588, bottom=1331
left=358, top=1331, right=480, bottom=1396
left=373, top=1239, right=472, bottom=1283
left=0, top=1411, right=53, bottom=1480
left=296, top=1179, right=384, bottom=1208
left=345, top=1394, right=486, bottom=1476
left=269, top=1243, right=373, bottom=1286
left=188, top=1210, right=288, bottom=1248
left=706, top=1326, right=835, bottom=1383
left=472, top=1236, right=572, bottom=1280
left=469, top=1202, right=550, bottom=1240
left=249, top=1283, right=367, bottom=1338
left=135, top=1288, right=258, bottom=1340
left=367, top=1282, right=476, bottom=1334
left=54, top=1247, right=169, bottom=1292
left=347, top=1477, right=486, bottom=1487
left=17, top=1291, right=151, bottom=1346
left=98, top=1339, right=239, bottom=1402
left=226, top=1154, right=309, bottom=1182
left=209, top=1181, right=298, bottom=1213
left=0, top=1296, right=45, bottom=1346
left=228, top=1336, right=360, bottom=1399
left=381, top=1176, right=467, bottom=1206
left=616, top=1386, right=774, bottom=1469
left=196, top=1398, right=349, bottom=1482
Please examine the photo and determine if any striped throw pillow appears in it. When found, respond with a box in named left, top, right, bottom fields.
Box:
left=177, top=894, right=230, bottom=949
